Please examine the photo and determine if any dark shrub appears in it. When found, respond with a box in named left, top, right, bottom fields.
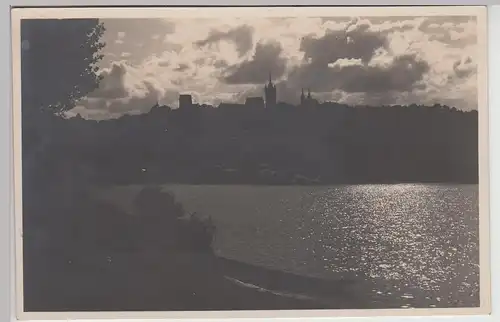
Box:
left=132, top=186, right=216, bottom=253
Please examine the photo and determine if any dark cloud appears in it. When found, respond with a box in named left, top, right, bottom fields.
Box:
left=338, top=54, right=430, bottom=93
left=282, top=25, right=429, bottom=95
left=288, top=53, right=429, bottom=94
left=104, top=80, right=163, bottom=114
left=300, top=27, right=387, bottom=65
left=195, top=25, right=254, bottom=57
left=87, top=62, right=128, bottom=99
left=224, top=21, right=430, bottom=101
left=81, top=62, right=165, bottom=115
left=222, top=41, right=287, bottom=84
left=278, top=23, right=430, bottom=96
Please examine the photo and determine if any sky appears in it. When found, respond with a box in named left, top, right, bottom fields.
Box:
left=70, top=15, right=479, bottom=120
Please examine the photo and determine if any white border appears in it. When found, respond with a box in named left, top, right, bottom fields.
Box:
left=8, top=5, right=492, bottom=18
left=8, top=4, right=493, bottom=321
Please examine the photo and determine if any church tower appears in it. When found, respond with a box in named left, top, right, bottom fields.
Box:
left=301, top=88, right=318, bottom=107
left=264, top=72, right=277, bottom=108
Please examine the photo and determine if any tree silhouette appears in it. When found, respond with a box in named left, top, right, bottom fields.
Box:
left=21, top=19, right=106, bottom=176
left=20, top=19, right=107, bottom=259
left=21, top=19, right=105, bottom=114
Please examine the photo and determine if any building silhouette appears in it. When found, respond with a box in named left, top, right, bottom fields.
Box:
left=245, top=96, right=265, bottom=108
left=179, top=94, right=193, bottom=109
left=264, top=72, right=277, bottom=108
left=300, top=88, right=318, bottom=107
left=218, top=102, right=244, bottom=109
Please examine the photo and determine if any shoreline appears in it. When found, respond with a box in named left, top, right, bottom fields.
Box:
left=95, top=179, right=479, bottom=187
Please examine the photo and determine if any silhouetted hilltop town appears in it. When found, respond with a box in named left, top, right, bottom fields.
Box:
left=156, top=73, right=319, bottom=111
left=23, top=73, right=478, bottom=187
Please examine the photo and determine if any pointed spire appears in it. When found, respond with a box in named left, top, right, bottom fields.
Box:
left=307, top=88, right=311, bottom=99
left=269, top=71, right=272, bottom=83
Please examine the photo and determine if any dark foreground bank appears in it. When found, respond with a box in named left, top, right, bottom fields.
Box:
left=21, top=186, right=374, bottom=312
left=23, top=251, right=374, bottom=312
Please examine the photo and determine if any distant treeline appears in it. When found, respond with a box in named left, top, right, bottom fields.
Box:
left=23, top=102, right=478, bottom=187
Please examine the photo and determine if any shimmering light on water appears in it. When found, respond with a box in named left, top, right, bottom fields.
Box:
left=104, top=184, right=480, bottom=309
left=303, top=184, right=479, bottom=308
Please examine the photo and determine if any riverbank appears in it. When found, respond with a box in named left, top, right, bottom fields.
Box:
left=22, top=250, right=370, bottom=312
left=20, top=185, right=366, bottom=312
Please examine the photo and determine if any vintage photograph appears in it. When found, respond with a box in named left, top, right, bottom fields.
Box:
left=11, top=6, right=489, bottom=319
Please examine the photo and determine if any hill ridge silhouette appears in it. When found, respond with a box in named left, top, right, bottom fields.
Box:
left=23, top=100, right=478, bottom=186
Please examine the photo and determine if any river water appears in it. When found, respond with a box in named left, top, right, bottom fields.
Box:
left=104, top=184, right=480, bottom=309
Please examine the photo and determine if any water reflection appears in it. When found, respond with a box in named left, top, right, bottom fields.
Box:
left=308, top=184, right=479, bottom=308
left=103, top=184, right=480, bottom=309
